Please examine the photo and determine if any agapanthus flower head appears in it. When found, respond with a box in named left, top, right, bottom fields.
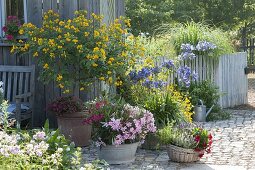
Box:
left=151, top=66, right=161, bottom=74
left=161, top=60, right=175, bottom=69
left=196, top=41, right=217, bottom=51
left=181, top=43, right=195, bottom=52
left=177, top=66, right=197, bottom=87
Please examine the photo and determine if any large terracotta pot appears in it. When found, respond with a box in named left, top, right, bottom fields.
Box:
left=57, top=111, right=91, bottom=147
left=98, top=142, right=139, bottom=164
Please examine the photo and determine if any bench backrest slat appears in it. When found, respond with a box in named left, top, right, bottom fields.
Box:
left=0, top=65, right=35, bottom=102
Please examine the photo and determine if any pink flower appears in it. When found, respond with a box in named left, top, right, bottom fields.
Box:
left=6, top=34, right=14, bottom=40
left=2, top=26, right=7, bottom=32
left=106, top=118, right=121, bottom=131
left=195, top=135, right=200, bottom=143
left=95, top=101, right=106, bottom=109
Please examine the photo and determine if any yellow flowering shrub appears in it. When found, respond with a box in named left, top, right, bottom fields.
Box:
left=12, top=10, right=142, bottom=91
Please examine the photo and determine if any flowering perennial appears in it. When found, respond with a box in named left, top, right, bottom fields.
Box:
left=85, top=98, right=156, bottom=147
left=2, top=16, right=21, bottom=40
left=0, top=129, right=83, bottom=169
left=12, top=10, right=143, bottom=91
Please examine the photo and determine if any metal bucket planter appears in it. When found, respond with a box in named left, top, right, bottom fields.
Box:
left=98, top=142, right=139, bottom=164
left=57, top=111, right=91, bottom=147
left=167, top=144, right=202, bottom=163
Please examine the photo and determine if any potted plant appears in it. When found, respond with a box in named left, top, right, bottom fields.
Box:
left=84, top=96, right=157, bottom=164
left=157, top=122, right=212, bottom=162
left=48, top=96, right=91, bottom=147
left=2, top=16, right=22, bottom=41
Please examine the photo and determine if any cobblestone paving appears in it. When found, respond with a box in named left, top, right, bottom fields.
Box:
left=83, top=110, right=255, bottom=169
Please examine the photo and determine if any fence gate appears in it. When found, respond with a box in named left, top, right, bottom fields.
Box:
left=241, top=27, right=255, bottom=74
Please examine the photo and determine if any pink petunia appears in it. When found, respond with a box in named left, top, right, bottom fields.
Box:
left=6, top=34, right=14, bottom=40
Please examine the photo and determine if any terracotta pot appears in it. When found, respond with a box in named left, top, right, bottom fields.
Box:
left=57, top=111, right=91, bottom=147
left=98, top=142, right=139, bottom=164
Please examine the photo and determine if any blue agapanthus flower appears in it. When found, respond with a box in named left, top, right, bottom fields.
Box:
left=161, top=60, right=175, bottom=69
left=181, top=43, right=195, bottom=52
left=151, top=66, right=161, bottom=74
left=196, top=41, right=217, bottom=51
left=142, top=79, right=167, bottom=89
left=179, top=43, right=196, bottom=60
left=177, top=66, right=198, bottom=87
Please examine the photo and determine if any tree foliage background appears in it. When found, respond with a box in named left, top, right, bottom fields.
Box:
left=125, top=0, right=255, bottom=37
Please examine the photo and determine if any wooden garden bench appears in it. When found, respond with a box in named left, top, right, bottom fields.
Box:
left=0, top=65, right=35, bottom=129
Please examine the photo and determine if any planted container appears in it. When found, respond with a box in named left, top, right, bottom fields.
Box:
left=57, top=111, right=91, bottom=147
left=167, top=144, right=202, bottom=163
left=98, top=142, right=139, bottom=164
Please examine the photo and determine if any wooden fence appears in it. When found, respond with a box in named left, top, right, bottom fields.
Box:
left=215, top=53, right=248, bottom=108
left=176, top=53, right=248, bottom=108
left=0, top=0, right=125, bottom=127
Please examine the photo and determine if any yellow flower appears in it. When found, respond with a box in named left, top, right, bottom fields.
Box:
left=57, top=74, right=63, bottom=81
left=58, top=45, right=63, bottom=49
left=93, top=55, right=99, bottom=60
left=109, top=57, right=114, bottom=62
left=84, top=32, right=89, bottom=36
left=100, top=49, right=106, bottom=57
left=33, top=52, right=39, bottom=57
left=93, top=47, right=100, bottom=52
left=72, top=39, right=78, bottom=44
left=59, top=84, right=64, bottom=89
left=66, top=38, right=71, bottom=42
left=92, top=63, right=98, bottom=67
left=107, top=61, right=112, bottom=65
left=58, top=35, right=62, bottom=39
left=124, top=19, right=131, bottom=27
left=38, top=38, right=43, bottom=45
left=107, top=71, right=112, bottom=75
left=108, top=77, right=113, bottom=84
left=43, top=63, right=49, bottom=69
left=115, top=80, right=123, bottom=86
left=99, top=77, right=105, bottom=81
left=10, top=45, right=17, bottom=53
left=77, top=45, right=83, bottom=50
left=19, top=29, right=24, bottom=35
left=50, top=53, right=55, bottom=58
left=80, top=87, right=85, bottom=91
left=94, top=30, right=100, bottom=37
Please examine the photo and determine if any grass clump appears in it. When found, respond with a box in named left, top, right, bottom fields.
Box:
left=157, top=22, right=235, bottom=58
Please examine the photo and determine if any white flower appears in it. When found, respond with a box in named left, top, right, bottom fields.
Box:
left=57, top=148, right=63, bottom=153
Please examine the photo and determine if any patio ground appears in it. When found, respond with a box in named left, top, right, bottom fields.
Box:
left=82, top=75, right=255, bottom=170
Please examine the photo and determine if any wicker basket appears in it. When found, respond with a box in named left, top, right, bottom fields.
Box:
left=167, top=144, right=201, bottom=163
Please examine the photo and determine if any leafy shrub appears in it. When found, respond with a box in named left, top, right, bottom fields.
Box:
left=188, top=80, right=220, bottom=108
left=48, top=96, right=84, bottom=115
left=126, top=85, right=193, bottom=125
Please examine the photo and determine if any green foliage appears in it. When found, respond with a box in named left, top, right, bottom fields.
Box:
left=157, top=122, right=197, bottom=149
left=188, top=80, right=220, bottom=108
left=126, top=0, right=255, bottom=37
left=159, top=22, right=235, bottom=58
left=206, top=105, right=231, bottom=121
left=124, top=85, right=193, bottom=125
left=125, top=0, right=174, bottom=36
